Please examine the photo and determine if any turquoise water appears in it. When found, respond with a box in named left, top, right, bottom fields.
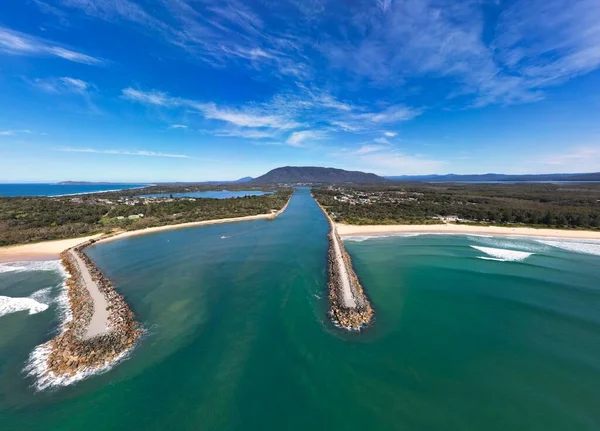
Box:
left=139, top=190, right=272, bottom=199
left=1, top=188, right=600, bottom=430
left=0, top=184, right=147, bottom=197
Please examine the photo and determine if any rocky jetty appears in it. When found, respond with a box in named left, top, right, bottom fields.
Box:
left=45, top=240, right=141, bottom=377
left=327, top=229, right=374, bottom=329
left=315, top=199, right=374, bottom=330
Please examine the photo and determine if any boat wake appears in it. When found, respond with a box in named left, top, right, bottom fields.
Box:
left=471, top=246, right=533, bottom=262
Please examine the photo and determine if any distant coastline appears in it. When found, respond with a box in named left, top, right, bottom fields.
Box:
left=335, top=223, right=600, bottom=240
left=0, top=183, right=149, bottom=197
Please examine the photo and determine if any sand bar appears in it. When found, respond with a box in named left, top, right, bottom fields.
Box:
left=335, top=223, right=600, bottom=240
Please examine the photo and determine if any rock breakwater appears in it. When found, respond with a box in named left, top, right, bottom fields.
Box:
left=40, top=240, right=141, bottom=380
left=327, top=229, right=374, bottom=329
left=315, top=198, right=374, bottom=330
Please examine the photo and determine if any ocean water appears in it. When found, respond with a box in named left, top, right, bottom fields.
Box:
left=139, top=190, right=273, bottom=199
left=0, top=183, right=147, bottom=197
left=1, top=188, right=600, bottom=430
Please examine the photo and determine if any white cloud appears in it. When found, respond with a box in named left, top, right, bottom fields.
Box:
left=329, top=120, right=363, bottom=132
left=355, top=144, right=388, bottom=154
left=56, top=147, right=190, bottom=158
left=169, top=124, right=188, bottom=129
left=531, top=146, right=600, bottom=172
left=59, top=77, right=89, bottom=93
left=29, top=77, right=92, bottom=95
left=122, top=88, right=173, bottom=106
left=215, top=129, right=277, bottom=139
left=383, top=131, right=397, bottom=137
left=195, top=102, right=300, bottom=130
left=286, top=130, right=325, bottom=147
left=373, top=137, right=390, bottom=145
left=0, top=26, right=102, bottom=64
left=122, top=87, right=301, bottom=130
left=358, top=150, right=445, bottom=175
left=0, top=130, right=34, bottom=136
left=361, top=105, right=422, bottom=123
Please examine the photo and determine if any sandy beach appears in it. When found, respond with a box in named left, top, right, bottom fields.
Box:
left=0, top=235, right=103, bottom=263
left=335, top=223, right=600, bottom=240
left=0, top=201, right=291, bottom=263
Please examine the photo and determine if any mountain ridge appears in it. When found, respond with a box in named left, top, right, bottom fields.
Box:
left=251, top=166, right=386, bottom=184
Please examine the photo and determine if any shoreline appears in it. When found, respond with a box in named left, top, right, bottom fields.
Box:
left=0, top=235, right=103, bottom=263
left=335, top=223, right=600, bottom=240
left=0, top=198, right=292, bottom=262
left=94, top=197, right=291, bottom=246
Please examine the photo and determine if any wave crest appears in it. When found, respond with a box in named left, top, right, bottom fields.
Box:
left=536, top=240, right=600, bottom=257
left=471, top=246, right=533, bottom=262
left=0, top=288, right=52, bottom=317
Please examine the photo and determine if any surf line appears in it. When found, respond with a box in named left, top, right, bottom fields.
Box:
left=314, top=197, right=374, bottom=330
left=40, top=240, right=142, bottom=379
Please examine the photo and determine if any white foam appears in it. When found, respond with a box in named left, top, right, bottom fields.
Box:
left=0, top=260, right=62, bottom=274
left=343, top=233, right=423, bottom=242
left=468, top=236, right=549, bottom=253
left=471, top=246, right=533, bottom=262
left=24, top=341, right=136, bottom=391
left=536, top=240, right=600, bottom=257
left=0, top=295, right=49, bottom=317
left=21, top=261, right=141, bottom=391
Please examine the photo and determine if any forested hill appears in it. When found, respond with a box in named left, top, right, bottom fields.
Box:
left=386, top=172, right=600, bottom=182
left=251, top=166, right=386, bottom=184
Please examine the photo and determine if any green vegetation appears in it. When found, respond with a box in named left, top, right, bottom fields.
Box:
left=312, top=183, right=600, bottom=229
left=0, top=188, right=292, bottom=246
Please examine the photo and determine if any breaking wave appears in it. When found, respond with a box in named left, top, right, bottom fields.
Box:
left=536, top=240, right=600, bottom=257
left=468, top=236, right=550, bottom=253
left=344, top=233, right=424, bottom=242
left=471, top=246, right=534, bottom=262
left=24, top=341, right=138, bottom=391
left=0, top=260, right=62, bottom=274
left=0, top=290, right=51, bottom=317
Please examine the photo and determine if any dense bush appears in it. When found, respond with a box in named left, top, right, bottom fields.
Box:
left=0, top=189, right=292, bottom=246
left=313, top=183, right=600, bottom=229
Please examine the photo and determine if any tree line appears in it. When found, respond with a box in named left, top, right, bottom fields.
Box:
left=312, top=183, right=600, bottom=229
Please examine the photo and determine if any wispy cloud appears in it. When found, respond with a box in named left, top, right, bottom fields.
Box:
left=360, top=105, right=422, bottom=123
left=57, top=147, right=191, bottom=158
left=121, top=88, right=173, bottom=106
left=355, top=144, right=388, bottom=154
left=31, top=76, right=91, bottom=94
left=0, top=26, right=102, bottom=64
left=373, top=137, right=391, bottom=145
left=52, top=0, right=310, bottom=78
left=337, top=143, right=445, bottom=175
left=122, top=87, right=301, bottom=130
left=0, top=129, right=34, bottom=136
left=169, top=124, right=188, bottom=129
left=215, top=129, right=278, bottom=139
left=319, top=0, right=600, bottom=106
left=383, top=131, right=397, bottom=137
left=286, top=130, right=325, bottom=147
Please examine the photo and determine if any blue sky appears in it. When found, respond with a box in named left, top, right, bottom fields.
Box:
left=1, top=0, right=599, bottom=182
